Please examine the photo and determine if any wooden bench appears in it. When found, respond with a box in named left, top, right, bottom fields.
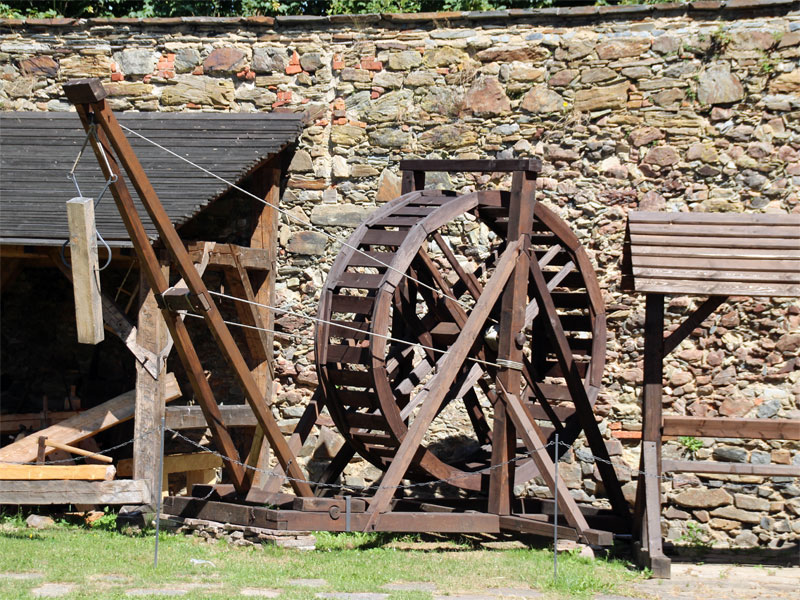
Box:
left=621, top=211, right=800, bottom=578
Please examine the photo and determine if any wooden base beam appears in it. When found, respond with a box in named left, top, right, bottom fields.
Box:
left=0, top=479, right=149, bottom=505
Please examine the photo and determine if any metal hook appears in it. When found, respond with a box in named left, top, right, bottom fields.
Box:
left=60, top=231, right=112, bottom=271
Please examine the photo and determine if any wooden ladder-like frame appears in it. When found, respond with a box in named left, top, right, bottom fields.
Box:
left=63, top=78, right=312, bottom=499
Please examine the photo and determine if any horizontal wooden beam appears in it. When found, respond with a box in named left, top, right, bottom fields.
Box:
left=663, top=416, right=800, bottom=441
left=662, top=460, right=800, bottom=477
left=186, top=242, right=271, bottom=271
left=165, top=404, right=257, bottom=429
left=164, top=405, right=334, bottom=431
left=499, top=515, right=613, bottom=546
left=117, top=452, right=222, bottom=478
left=0, top=245, right=134, bottom=263
left=1, top=411, right=79, bottom=435
left=0, top=464, right=115, bottom=481
left=0, top=479, right=150, bottom=505
left=400, top=159, right=541, bottom=174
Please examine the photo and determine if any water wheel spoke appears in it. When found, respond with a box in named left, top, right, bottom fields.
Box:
left=431, top=231, right=483, bottom=300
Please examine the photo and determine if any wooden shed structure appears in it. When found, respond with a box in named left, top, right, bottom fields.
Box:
left=621, top=211, right=800, bottom=577
left=0, top=111, right=303, bottom=506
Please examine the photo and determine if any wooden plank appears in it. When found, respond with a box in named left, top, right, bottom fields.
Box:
left=631, top=255, right=799, bottom=273
left=0, top=479, right=150, bottom=505
left=629, top=211, right=800, bottom=226
left=629, top=222, right=800, bottom=239
left=499, top=515, right=612, bottom=546
left=0, top=464, right=115, bottom=481
left=633, top=278, right=799, bottom=298
left=662, top=295, right=726, bottom=356
left=641, top=441, right=670, bottom=579
left=186, top=242, right=270, bottom=271
left=632, top=267, right=797, bottom=284
left=329, top=294, right=374, bottom=314
left=360, top=230, right=407, bottom=246
left=634, top=294, right=664, bottom=565
left=629, top=245, right=800, bottom=260
left=662, top=416, right=800, bottom=441
left=662, top=460, right=800, bottom=476
left=0, top=374, right=180, bottom=464
left=490, top=170, right=534, bottom=516
left=66, top=197, right=104, bottom=344
left=292, top=497, right=367, bottom=513
left=629, top=234, right=799, bottom=250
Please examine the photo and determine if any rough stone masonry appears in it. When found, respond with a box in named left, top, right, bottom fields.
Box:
left=1, top=1, right=798, bottom=550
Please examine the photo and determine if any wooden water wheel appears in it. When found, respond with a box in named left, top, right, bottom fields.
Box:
left=315, top=160, right=624, bottom=517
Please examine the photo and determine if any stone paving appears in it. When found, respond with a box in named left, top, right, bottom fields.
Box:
left=4, top=563, right=800, bottom=598
left=632, top=563, right=800, bottom=600
left=31, top=583, right=76, bottom=598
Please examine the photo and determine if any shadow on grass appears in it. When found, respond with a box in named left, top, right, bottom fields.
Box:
left=0, top=529, right=47, bottom=541
left=318, top=530, right=579, bottom=552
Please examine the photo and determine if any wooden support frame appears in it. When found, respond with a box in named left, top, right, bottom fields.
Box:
left=133, top=257, right=170, bottom=505
left=63, top=79, right=310, bottom=498
left=143, top=157, right=623, bottom=550
left=626, top=210, right=800, bottom=578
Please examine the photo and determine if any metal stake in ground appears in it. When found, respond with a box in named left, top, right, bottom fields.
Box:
left=553, top=433, right=559, bottom=584
left=154, top=416, right=166, bottom=569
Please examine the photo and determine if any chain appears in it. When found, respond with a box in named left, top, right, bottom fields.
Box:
left=8, top=429, right=794, bottom=489
left=166, top=427, right=555, bottom=492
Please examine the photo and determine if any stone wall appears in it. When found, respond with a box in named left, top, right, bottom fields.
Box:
left=1, top=2, right=798, bottom=550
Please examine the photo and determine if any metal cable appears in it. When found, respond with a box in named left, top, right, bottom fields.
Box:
left=198, top=290, right=508, bottom=371
left=117, top=123, right=476, bottom=313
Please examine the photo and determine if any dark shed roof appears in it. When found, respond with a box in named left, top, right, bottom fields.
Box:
left=0, top=112, right=303, bottom=246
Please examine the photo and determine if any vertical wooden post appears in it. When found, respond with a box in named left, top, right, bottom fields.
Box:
left=133, top=259, right=169, bottom=504
left=635, top=293, right=670, bottom=578
left=489, top=170, right=535, bottom=515
left=244, top=166, right=280, bottom=490
left=66, top=197, right=104, bottom=344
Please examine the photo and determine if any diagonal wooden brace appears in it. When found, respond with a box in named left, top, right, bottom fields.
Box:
left=528, top=257, right=630, bottom=519
left=63, top=79, right=312, bottom=498
left=494, top=380, right=591, bottom=536
left=364, top=239, right=522, bottom=529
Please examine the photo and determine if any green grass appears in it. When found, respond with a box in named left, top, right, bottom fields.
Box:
left=0, top=515, right=642, bottom=599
